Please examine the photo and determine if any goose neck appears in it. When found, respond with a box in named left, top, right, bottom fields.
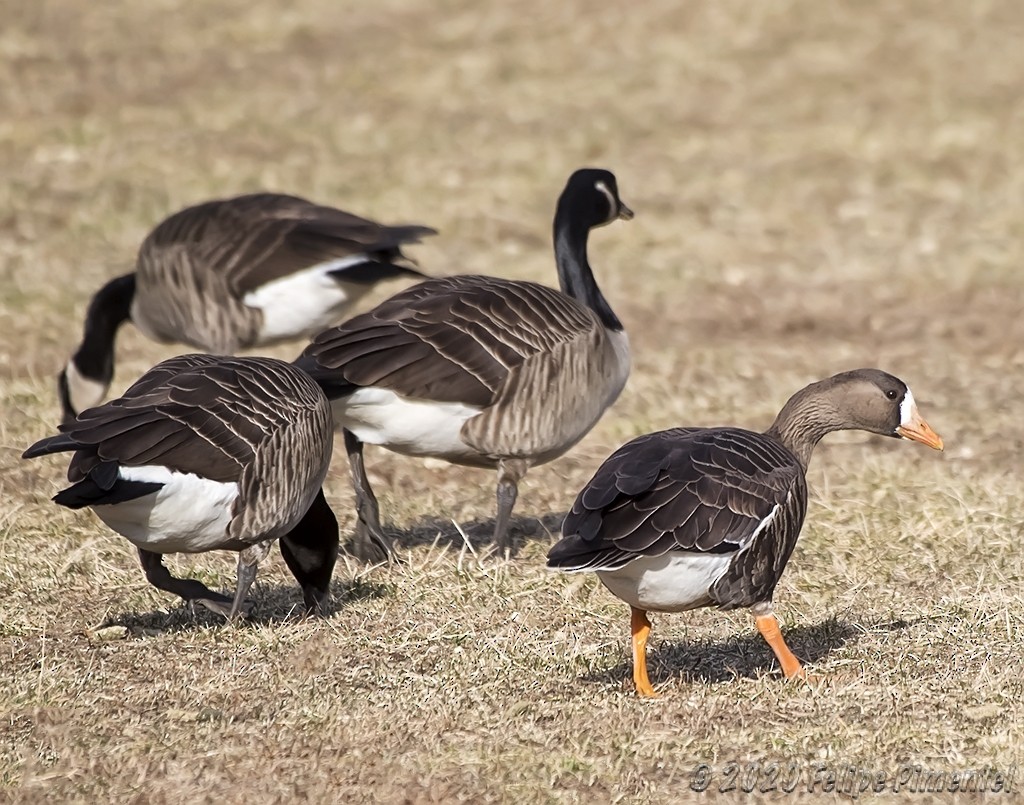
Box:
left=764, top=384, right=842, bottom=471
left=553, top=216, right=622, bottom=332
left=73, top=273, right=136, bottom=383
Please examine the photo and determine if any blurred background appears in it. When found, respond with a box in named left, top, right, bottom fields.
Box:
left=3, top=1, right=1022, bottom=442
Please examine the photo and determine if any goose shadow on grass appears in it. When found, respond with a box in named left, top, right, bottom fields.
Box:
left=99, top=576, right=389, bottom=636
left=363, top=511, right=569, bottom=555
left=582, top=616, right=912, bottom=686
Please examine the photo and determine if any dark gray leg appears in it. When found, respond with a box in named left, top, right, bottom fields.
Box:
left=343, top=429, right=394, bottom=563
left=493, top=459, right=529, bottom=555
left=137, top=548, right=235, bottom=619
left=228, top=542, right=272, bottom=623
left=279, top=488, right=339, bottom=616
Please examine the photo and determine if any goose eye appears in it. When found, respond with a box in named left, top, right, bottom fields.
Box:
left=885, top=389, right=899, bottom=400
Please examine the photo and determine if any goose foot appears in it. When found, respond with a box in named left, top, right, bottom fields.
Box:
left=493, top=459, right=528, bottom=555
left=343, top=429, right=397, bottom=563
left=754, top=613, right=807, bottom=680
left=190, top=596, right=254, bottom=621
left=346, top=521, right=397, bottom=564
left=138, top=549, right=252, bottom=622
left=630, top=607, right=660, bottom=698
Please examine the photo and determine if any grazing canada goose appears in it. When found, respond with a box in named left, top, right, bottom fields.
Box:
left=547, top=369, right=944, bottom=697
left=59, top=193, right=436, bottom=423
left=26, top=354, right=338, bottom=621
left=295, top=168, right=633, bottom=560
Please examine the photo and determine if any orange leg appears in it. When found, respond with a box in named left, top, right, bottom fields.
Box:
left=755, top=614, right=806, bottom=679
left=631, top=607, right=658, bottom=698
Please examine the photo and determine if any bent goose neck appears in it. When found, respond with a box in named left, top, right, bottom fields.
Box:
left=763, top=384, right=841, bottom=471
left=72, top=273, right=136, bottom=384
left=553, top=216, right=622, bottom=332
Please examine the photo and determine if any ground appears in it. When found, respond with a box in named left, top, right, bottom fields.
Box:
left=1, top=0, right=1023, bottom=802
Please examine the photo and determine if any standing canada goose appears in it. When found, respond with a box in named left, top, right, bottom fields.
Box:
left=26, top=354, right=338, bottom=621
left=296, top=168, right=633, bottom=560
left=547, top=369, right=944, bottom=697
left=59, top=193, right=436, bottom=423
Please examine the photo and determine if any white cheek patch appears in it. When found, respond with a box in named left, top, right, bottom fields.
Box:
left=65, top=361, right=109, bottom=414
left=594, top=181, right=617, bottom=221
left=899, top=388, right=917, bottom=427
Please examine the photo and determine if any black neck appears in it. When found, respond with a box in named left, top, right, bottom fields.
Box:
left=72, top=274, right=136, bottom=382
left=553, top=215, right=622, bottom=331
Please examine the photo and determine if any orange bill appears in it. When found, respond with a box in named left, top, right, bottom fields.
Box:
left=897, top=409, right=944, bottom=451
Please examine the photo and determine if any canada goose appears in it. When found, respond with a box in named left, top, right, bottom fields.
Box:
left=26, top=354, right=338, bottom=621
left=547, top=369, right=944, bottom=697
left=296, top=168, right=633, bottom=560
left=59, top=193, right=436, bottom=423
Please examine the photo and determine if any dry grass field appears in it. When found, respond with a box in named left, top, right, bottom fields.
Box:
left=2, top=0, right=1023, bottom=801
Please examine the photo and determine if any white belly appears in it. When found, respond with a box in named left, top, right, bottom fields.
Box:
left=243, top=255, right=373, bottom=344
left=92, top=465, right=240, bottom=554
left=332, top=388, right=483, bottom=460
left=597, top=552, right=734, bottom=612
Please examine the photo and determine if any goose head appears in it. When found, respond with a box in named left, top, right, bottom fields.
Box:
left=767, top=368, right=944, bottom=468
left=794, top=366, right=946, bottom=448
left=818, top=369, right=945, bottom=450
left=560, top=168, right=634, bottom=229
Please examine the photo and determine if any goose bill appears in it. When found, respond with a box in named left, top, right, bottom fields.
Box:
left=896, top=411, right=944, bottom=451
left=617, top=202, right=634, bottom=221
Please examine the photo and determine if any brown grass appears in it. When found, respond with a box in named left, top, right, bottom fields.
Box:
left=2, top=0, right=1023, bottom=801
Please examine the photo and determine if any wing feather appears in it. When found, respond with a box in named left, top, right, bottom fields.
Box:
left=54, top=355, right=324, bottom=484
left=140, top=194, right=435, bottom=297
left=301, top=275, right=600, bottom=407
left=548, top=427, right=801, bottom=571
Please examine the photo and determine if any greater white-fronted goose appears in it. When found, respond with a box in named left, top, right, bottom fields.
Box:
left=27, top=354, right=338, bottom=621
left=547, top=369, right=944, bottom=697
left=59, top=193, right=436, bottom=423
left=296, top=168, right=633, bottom=560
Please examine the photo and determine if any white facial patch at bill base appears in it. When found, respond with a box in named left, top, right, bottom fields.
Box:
left=899, top=387, right=918, bottom=428
left=64, top=360, right=109, bottom=414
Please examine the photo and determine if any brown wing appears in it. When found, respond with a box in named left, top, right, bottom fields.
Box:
left=299, top=275, right=601, bottom=407
left=548, top=427, right=805, bottom=572
left=139, top=193, right=436, bottom=297
left=55, top=355, right=325, bottom=483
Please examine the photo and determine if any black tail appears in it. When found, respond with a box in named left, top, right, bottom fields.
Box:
left=291, top=353, right=356, bottom=401
left=328, top=258, right=426, bottom=285
left=34, top=453, right=163, bottom=510
left=53, top=477, right=163, bottom=509
left=546, top=535, right=632, bottom=572
left=22, top=432, right=81, bottom=460
left=388, top=224, right=438, bottom=244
